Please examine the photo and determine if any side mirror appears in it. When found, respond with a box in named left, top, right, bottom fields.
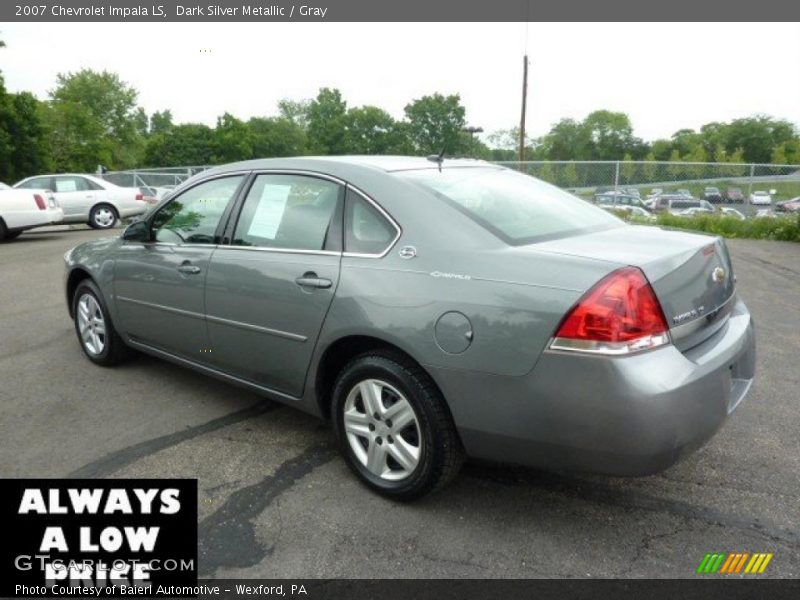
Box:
left=122, top=220, right=150, bottom=242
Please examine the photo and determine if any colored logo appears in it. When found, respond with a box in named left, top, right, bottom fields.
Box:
left=697, top=552, right=773, bottom=574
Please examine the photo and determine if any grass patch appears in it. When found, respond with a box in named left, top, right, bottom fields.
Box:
left=627, top=212, right=800, bottom=242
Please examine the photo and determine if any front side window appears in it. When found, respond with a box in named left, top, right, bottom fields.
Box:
left=152, top=175, right=244, bottom=244
left=233, top=174, right=341, bottom=251
left=400, top=167, right=620, bottom=245
left=344, top=189, right=397, bottom=255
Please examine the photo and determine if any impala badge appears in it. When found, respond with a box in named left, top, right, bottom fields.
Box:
left=399, top=246, right=417, bottom=259
left=712, top=267, right=726, bottom=283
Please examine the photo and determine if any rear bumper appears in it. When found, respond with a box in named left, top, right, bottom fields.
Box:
left=434, top=297, right=756, bottom=475
left=118, top=204, right=148, bottom=218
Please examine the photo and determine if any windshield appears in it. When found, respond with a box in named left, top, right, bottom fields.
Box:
left=399, top=167, right=621, bottom=245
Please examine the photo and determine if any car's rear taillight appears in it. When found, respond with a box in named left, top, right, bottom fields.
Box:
left=550, top=266, right=670, bottom=355
left=135, top=193, right=144, bottom=201
left=33, top=194, right=47, bottom=210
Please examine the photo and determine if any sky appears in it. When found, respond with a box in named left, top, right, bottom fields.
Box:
left=1, top=22, right=799, bottom=143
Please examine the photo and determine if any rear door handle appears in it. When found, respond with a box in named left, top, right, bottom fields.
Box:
left=178, top=264, right=201, bottom=275
left=295, top=272, right=332, bottom=289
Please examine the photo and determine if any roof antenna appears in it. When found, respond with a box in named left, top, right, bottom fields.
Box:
left=426, top=147, right=446, bottom=172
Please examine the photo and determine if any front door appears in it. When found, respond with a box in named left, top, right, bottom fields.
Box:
left=114, top=174, right=246, bottom=360
left=204, top=173, right=343, bottom=397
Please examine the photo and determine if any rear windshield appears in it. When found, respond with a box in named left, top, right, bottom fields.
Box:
left=399, top=167, right=621, bottom=245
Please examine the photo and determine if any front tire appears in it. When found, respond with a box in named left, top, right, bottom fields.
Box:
left=89, top=204, right=118, bottom=229
left=72, top=279, right=129, bottom=366
left=332, top=351, right=464, bottom=500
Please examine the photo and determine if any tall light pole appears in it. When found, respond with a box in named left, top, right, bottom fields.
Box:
left=518, top=54, right=529, bottom=163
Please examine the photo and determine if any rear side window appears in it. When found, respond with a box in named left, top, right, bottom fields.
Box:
left=344, top=189, right=398, bottom=255
left=18, top=177, right=52, bottom=190
left=233, top=174, right=341, bottom=251
left=400, top=167, right=619, bottom=245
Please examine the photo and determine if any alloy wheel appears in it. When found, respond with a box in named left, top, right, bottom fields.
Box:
left=77, top=293, right=106, bottom=355
left=343, top=379, right=421, bottom=481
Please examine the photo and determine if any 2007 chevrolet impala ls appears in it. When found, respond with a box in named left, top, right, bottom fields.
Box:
left=64, top=156, right=755, bottom=499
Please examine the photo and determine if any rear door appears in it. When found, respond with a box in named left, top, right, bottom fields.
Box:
left=204, top=173, right=343, bottom=397
left=52, top=176, right=97, bottom=219
left=114, top=174, right=246, bottom=360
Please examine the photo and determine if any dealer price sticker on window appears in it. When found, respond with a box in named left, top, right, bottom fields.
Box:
left=1, top=479, right=197, bottom=598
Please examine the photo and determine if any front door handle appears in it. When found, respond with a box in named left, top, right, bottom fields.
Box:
left=295, top=272, right=332, bottom=289
left=178, top=264, right=201, bottom=275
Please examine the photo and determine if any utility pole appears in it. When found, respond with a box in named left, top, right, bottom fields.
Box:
left=518, top=54, right=528, bottom=163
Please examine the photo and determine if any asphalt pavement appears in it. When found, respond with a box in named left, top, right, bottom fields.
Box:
left=1, top=226, right=798, bottom=578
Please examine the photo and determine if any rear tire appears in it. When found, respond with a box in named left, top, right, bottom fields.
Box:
left=332, top=350, right=464, bottom=501
left=89, top=204, right=118, bottom=229
left=72, top=279, right=129, bottom=366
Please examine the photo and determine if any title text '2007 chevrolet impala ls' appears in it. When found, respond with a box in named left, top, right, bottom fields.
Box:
left=63, top=157, right=755, bottom=500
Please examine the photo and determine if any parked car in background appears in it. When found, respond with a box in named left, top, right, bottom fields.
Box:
left=726, top=187, right=745, bottom=204
left=673, top=207, right=714, bottom=217
left=775, top=197, right=800, bottom=213
left=645, top=188, right=663, bottom=203
left=652, top=195, right=702, bottom=214
left=703, top=187, right=723, bottom=203
left=14, top=173, right=148, bottom=229
left=720, top=207, right=747, bottom=220
left=601, top=205, right=655, bottom=222
left=698, top=200, right=717, bottom=212
left=0, top=185, right=63, bottom=241
left=62, top=156, right=755, bottom=499
left=676, top=189, right=692, bottom=197
left=749, top=190, right=772, bottom=206
left=594, top=192, right=646, bottom=209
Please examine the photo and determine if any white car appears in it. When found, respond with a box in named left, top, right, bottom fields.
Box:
left=720, top=207, right=746, bottom=221
left=0, top=184, right=64, bottom=241
left=13, top=173, right=148, bottom=229
left=749, top=190, right=772, bottom=206
left=601, top=204, right=656, bottom=222
left=671, top=207, right=715, bottom=217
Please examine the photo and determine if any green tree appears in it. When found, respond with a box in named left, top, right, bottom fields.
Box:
left=306, top=88, right=348, bottom=154
left=248, top=116, right=307, bottom=157
left=582, top=110, right=643, bottom=160
left=211, top=112, right=253, bottom=163
left=771, top=140, right=800, bottom=165
left=143, top=123, right=215, bottom=167
left=620, top=152, right=636, bottom=184
left=540, top=118, right=589, bottom=160
left=403, top=93, right=466, bottom=155
left=278, top=98, right=311, bottom=130
left=342, top=105, right=409, bottom=154
left=49, top=69, right=144, bottom=169
left=2, top=92, right=52, bottom=181
left=149, top=110, right=174, bottom=136
left=642, top=152, right=657, bottom=184
left=724, top=116, right=796, bottom=163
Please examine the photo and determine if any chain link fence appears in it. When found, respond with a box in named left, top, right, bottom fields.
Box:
left=497, top=161, right=800, bottom=204
left=101, top=161, right=800, bottom=206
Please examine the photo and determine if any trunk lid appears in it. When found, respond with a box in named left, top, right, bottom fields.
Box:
left=533, top=225, right=736, bottom=349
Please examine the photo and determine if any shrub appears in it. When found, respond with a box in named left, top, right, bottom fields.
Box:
left=628, top=213, right=800, bottom=242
